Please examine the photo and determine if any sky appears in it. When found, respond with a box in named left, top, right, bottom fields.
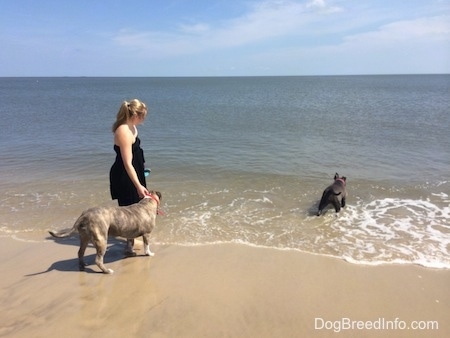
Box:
left=1, top=0, right=449, bottom=76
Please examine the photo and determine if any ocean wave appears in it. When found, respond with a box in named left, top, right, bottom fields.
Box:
left=2, top=183, right=449, bottom=269
left=154, top=188, right=450, bottom=269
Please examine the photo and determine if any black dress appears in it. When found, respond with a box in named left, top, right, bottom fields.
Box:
left=110, top=137, right=146, bottom=206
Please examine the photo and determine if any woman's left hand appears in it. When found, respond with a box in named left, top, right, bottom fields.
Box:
left=137, top=185, right=150, bottom=198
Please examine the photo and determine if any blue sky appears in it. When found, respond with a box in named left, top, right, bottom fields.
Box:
left=1, top=0, right=449, bottom=76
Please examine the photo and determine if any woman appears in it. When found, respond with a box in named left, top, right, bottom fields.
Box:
left=110, top=99, right=150, bottom=255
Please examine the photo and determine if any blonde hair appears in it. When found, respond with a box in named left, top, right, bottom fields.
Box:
left=112, top=99, right=148, bottom=132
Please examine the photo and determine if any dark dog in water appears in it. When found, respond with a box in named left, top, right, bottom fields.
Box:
left=49, top=191, right=162, bottom=274
left=317, top=173, right=347, bottom=216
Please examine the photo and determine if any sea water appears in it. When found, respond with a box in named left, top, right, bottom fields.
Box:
left=0, top=75, right=449, bottom=268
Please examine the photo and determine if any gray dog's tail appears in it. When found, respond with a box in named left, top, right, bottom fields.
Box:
left=317, top=190, right=331, bottom=215
left=49, top=227, right=77, bottom=238
left=317, top=190, right=342, bottom=216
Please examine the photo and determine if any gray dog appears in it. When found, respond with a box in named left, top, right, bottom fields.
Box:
left=317, top=173, right=347, bottom=216
left=49, top=191, right=162, bottom=274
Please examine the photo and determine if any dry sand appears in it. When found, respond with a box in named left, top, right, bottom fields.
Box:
left=0, top=236, right=449, bottom=338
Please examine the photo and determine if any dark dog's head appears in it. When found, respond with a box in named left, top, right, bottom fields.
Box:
left=334, top=173, right=346, bottom=185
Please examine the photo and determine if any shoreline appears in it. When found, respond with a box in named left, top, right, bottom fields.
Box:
left=1, top=236, right=449, bottom=337
left=2, top=177, right=449, bottom=272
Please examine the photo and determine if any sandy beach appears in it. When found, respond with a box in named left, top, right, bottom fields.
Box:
left=0, top=236, right=448, bottom=338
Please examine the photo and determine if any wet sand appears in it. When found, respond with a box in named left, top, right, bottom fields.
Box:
left=0, top=236, right=449, bottom=337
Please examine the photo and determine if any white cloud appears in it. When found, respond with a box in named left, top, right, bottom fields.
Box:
left=109, top=2, right=449, bottom=75
left=112, top=0, right=345, bottom=57
left=306, top=0, right=343, bottom=13
left=344, top=15, right=450, bottom=44
left=179, top=23, right=210, bottom=35
left=1, top=0, right=449, bottom=76
left=251, top=14, right=450, bottom=75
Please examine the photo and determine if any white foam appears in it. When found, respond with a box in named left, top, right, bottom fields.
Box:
left=156, top=190, right=450, bottom=269
left=321, top=195, right=450, bottom=269
left=3, top=185, right=450, bottom=269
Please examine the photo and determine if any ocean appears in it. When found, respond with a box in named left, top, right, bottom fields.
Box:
left=1, top=75, right=449, bottom=269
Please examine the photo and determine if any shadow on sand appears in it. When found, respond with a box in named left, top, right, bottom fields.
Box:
left=26, top=235, right=134, bottom=276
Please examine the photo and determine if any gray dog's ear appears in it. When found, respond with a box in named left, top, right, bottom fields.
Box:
left=341, top=177, right=347, bottom=181
left=334, top=173, right=339, bottom=180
